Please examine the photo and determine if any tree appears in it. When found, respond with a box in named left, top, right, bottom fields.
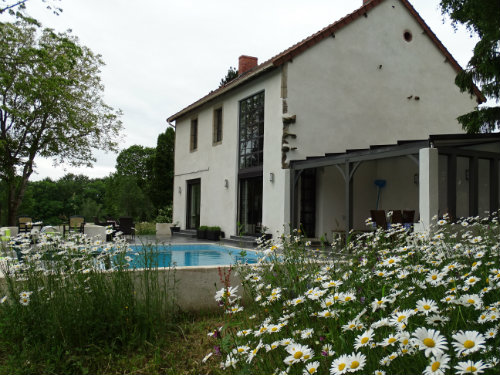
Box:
left=0, top=0, right=62, bottom=16
left=440, top=0, right=500, bottom=133
left=150, top=127, right=175, bottom=208
left=219, top=66, right=238, bottom=87
left=0, top=20, right=123, bottom=225
left=115, top=145, right=155, bottom=188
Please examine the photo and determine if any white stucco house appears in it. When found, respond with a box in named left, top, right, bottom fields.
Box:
left=167, top=0, right=499, bottom=240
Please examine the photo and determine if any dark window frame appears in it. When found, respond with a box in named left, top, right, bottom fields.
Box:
left=213, top=107, right=223, bottom=145
left=238, top=91, right=265, bottom=170
left=190, top=118, right=198, bottom=151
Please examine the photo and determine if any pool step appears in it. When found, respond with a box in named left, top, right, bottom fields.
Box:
left=173, top=229, right=196, bottom=238
left=221, top=235, right=258, bottom=248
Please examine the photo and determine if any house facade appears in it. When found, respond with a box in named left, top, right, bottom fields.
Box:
left=168, top=0, right=495, bottom=239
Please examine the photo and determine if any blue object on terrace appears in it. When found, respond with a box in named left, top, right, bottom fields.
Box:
left=374, top=179, right=387, bottom=210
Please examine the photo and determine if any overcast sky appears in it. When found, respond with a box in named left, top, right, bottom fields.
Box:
left=2, top=0, right=480, bottom=181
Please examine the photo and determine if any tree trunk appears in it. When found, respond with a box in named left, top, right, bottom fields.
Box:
left=6, top=173, right=30, bottom=226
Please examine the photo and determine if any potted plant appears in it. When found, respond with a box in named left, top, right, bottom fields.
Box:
left=196, top=225, right=208, bottom=239
left=170, top=221, right=180, bottom=235
left=206, top=226, right=221, bottom=241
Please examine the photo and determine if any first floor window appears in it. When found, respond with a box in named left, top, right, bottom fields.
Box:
left=190, top=118, right=198, bottom=151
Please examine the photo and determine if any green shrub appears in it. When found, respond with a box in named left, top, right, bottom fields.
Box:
left=135, top=221, right=156, bottom=235
left=155, top=205, right=173, bottom=223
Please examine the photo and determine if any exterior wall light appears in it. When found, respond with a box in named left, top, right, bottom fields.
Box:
left=269, top=172, right=275, bottom=183
left=224, top=179, right=229, bottom=188
left=413, top=173, right=419, bottom=185
left=178, top=186, right=182, bottom=194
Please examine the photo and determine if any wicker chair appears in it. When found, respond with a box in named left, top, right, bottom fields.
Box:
left=64, top=215, right=85, bottom=235
left=118, top=217, right=135, bottom=239
left=370, top=210, right=387, bottom=229
left=17, top=215, right=33, bottom=233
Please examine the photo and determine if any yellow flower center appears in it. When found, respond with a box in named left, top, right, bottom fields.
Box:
left=271, top=327, right=278, bottom=332
left=397, top=316, right=406, bottom=322
left=361, top=337, right=369, bottom=344
left=349, top=324, right=355, bottom=329
left=350, top=361, right=359, bottom=369
left=423, top=338, right=435, bottom=347
left=338, top=364, right=346, bottom=371
left=432, top=275, right=437, bottom=280
left=326, top=301, right=332, bottom=306
left=431, top=362, right=441, bottom=371
left=402, top=339, right=409, bottom=345
left=325, top=311, right=331, bottom=317
left=308, top=368, right=316, bottom=374
left=238, top=348, right=244, bottom=352
left=463, top=340, right=475, bottom=349
left=345, top=296, right=351, bottom=302
left=293, top=351, right=303, bottom=359
left=469, top=278, right=476, bottom=283
left=491, top=315, right=496, bottom=319
left=466, top=366, right=477, bottom=372
left=467, top=299, right=475, bottom=304
left=377, top=300, right=383, bottom=305
left=389, top=259, right=395, bottom=264
left=424, top=304, right=431, bottom=310
left=304, top=354, right=310, bottom=359
left=388, top=337, right=396, bottom=344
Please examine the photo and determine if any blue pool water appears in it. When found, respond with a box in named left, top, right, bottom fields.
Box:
left=127, top=244, right=260, bottom=268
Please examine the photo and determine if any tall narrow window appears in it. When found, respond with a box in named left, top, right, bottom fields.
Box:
left=239, top=91, right=264, bottom=169
left=213, top=107, right=223, bottom=144
left=190, top=118, right=198, bottom=151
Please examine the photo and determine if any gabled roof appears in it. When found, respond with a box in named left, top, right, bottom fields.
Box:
left=167, top=0, right=485, bottom=123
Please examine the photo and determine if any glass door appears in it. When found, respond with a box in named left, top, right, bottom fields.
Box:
left=186, top=179, right=200, bottom=229
left=238, top=176, right=262, bottom=235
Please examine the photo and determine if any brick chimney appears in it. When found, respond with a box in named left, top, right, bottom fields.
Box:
left=238, top=55, right=258, bottom=75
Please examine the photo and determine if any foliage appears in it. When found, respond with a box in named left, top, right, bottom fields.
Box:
left=155, top=205, right=173, bottom=223
left=150, top=127, right=175, bottom=209
left=0, top=19, right=123, bottom=225
left=135, top=221, right=156, bottom=235
left=0, top=233, right=176, bottom=374
left=207, top=216, right=500, bottom=374
left=115, top=145, right=155, bottom=188
left=0, top=0, right=62, bottom=16
left=219, top=66, right=239, bottom=87
left=440, top=0, right=500, bottom=133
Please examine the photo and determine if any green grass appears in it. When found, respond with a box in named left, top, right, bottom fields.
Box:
left=135, top=222, right=156, bottom=235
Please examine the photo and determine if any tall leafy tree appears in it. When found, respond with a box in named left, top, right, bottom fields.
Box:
left=151, top=127, right=175, bottom=209
left=115, top=145, right=155, bottom=189
left=219, top=66, right=238, bottom=87
left=440, top=0, right=500, bottom=133
left=0, top=19, right=122, bottom=225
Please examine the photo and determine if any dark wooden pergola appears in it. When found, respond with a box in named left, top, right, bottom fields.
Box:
left=289, top=134, right=500, bottom=235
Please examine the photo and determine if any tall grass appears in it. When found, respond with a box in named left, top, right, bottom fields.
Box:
left=208, top=216, right=500, bottom=374
left=0, top=233, right=176, bottom=374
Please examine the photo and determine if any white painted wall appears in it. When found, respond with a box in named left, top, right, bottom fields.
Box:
left=173, top=72, right=284, bottom=236
left=284, top=0, right=477, bottom=164
left=172, top=0, right=480, bottom=237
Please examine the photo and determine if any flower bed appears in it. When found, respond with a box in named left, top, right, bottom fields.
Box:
left=208, top=216, right=500, bottom=374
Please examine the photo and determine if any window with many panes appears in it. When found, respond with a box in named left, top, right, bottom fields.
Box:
left=190, top=118, right=198, bottom=151
left=239, top=91, right=264, bottom=169
left=213, top=107, right=223, bottom=144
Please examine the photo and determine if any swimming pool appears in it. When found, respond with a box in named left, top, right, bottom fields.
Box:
left=127, top=244, right=261, bottom=268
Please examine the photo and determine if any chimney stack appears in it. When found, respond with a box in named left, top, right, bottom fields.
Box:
left=238, top=55, right=258, bottom=75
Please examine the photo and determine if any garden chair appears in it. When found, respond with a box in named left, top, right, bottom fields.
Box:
left=370, top=210, right=387, bottom=229
left=402, top=210, right=415, bottom=224
left=64, top=215, right=85, bottom=236
left=17, top=215, right=33, bottom=233
left=390, top=210, right=403, bottom=225
left=117, top=217, right=135, bottom=240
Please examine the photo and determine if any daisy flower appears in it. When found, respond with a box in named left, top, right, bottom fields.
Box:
left=330, top=354, right=350, bottom=375
left=303, top=361, right=320, bottom=374
left=485, top=327, right=497, bottom=339
left=354, top=329, right=374, bottom=349
left=284, top=343, right=314, bottom=365
left=452, top=331, right=486, bottom=356
left=371, top=297, right=390, bottom=312
left=423, top=353, right=450, bottom=375
left=454, top=360, right=489, bottom=374
left=347, top=352, right=366, bottom=372
left=416, top=298, right=439, bottom=315
left=412, top=327, right=448, bottom=357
